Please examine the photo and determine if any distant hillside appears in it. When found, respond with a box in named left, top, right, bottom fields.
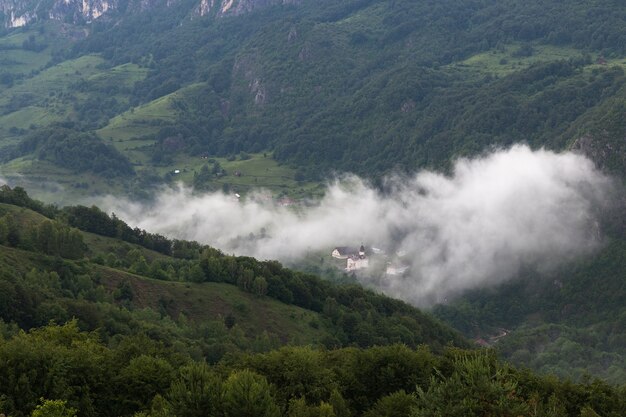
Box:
left=433, top=230, right=626, bottom=384
left=0, top=0, right=625, bottom=199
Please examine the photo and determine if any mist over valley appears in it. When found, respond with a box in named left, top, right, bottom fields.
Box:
left=0, top=0, right=626, bottom=414
left=101, top=145, right=615, bottom=306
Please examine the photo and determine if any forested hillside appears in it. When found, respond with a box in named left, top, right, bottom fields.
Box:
left=1, top=0, right=625, bottom=197
left=0, top=186, right=625, bottom=417
left=0, top=186, right=465, bottom=351
left=1, top=0, right=626, bottom=407
left=433, top=235, right=626, bottom=384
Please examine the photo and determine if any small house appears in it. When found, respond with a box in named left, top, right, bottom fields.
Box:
left=331, top=247, right=358, bottom=259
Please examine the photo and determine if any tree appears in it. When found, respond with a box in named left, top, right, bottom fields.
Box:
left=105, top=252, right=119, bottom=267
left=252, top=276, right=268, bottom=297
left=237, top=268, right=254, bottom=292
left=131, top=257, right=150, bottom=276
left=1, top=214, right=20, bottom=247
left=36, top=220, right=59, bottom=255
left=0, top=216, right=8, bottom=244
left=59, top=228, right=85, bottom=259
left=411, top=352, right=529, bottom=417
left=189, top=264, right=205, bottom=283
left=168, top=363, right=222, bottom=417
left=31, top=399, right=77, bottom=417
left=364, top=390, right=416, bottom=417
left=222, top=370, right=280, bottom=417
left=243, top=346, right=336, bottom=407
left=329, top=389, right=351, bottom=417
left=224, top=313, right=236, bottom=329
left=116, top=355, right=174, bottom=414
left=288, top=397, right=336, bottom=417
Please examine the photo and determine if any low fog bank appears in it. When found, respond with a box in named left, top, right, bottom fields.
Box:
left=102, top=146, right=613, bottom=306
left=0, top=175, right=8, bottom=186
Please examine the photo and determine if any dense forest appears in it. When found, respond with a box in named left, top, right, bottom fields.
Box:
left=72, top=0, right=626, bottom=179
left=0, top=186, right=625, bottom=417
left=0, top=0, right=625, bottom=189
left=1, top=1, right=626, bottom=413
left=1, top=127, right=135, bottom=177
left=3, top=326, right=626, bottom=417
left=433, top=237, right=626, bottom=384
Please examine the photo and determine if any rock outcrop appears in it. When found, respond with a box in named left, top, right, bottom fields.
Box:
left=0, top=0, right=304, bottom=28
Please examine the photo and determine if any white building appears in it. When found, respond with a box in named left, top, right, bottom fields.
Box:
left=346, top=256, right=369, bottom=272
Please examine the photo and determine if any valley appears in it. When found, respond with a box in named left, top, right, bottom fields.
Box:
left=0, top=0, right=625, bottom=415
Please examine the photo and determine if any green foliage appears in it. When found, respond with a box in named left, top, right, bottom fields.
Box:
left=0, top=186, right=56, bottom=218
left=2, top=0, right=626, bottom=193
left=411, top=351, right=528, bottom=417
left=222, top=370, right=280, bottom=417
left=61, top=204, right=172, bottom=254
left=167, top=363, right=221, bottom=417
left=0, top=191, right=624, bottom=417
left=0, top=212, right=20, bottom=247
left=434, top=236, right=626, bottom=383
left=7, top=127, right=134, bottom=177
left=288, top=398, right=336, bottom=417
left=65, top=0, right=626, bottom=182
left=0, top=322, right=624, bottom=417
left=363, top=390, right=416, bottom=417
left=31, top=399, right=77, bottom=417
left=33, top=220, right=85, bottom=259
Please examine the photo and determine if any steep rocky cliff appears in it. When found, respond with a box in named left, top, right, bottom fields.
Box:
left=0, top=0, right=121, bottom=27
left=0, top=0, right=301, bottom=28
left=196, top=0, right=300, bottom=17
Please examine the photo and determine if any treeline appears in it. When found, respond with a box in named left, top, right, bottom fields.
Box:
left=192, top=251, right=462, bottom=349
left=0, top=185, right=57, bottom=217
left=0, top=216, right=86, bottom=259
left=0, top=186, right=169, bottom=254
left=1, top=127, right=134, bottom=178
left=0, top=322, right=624, bottom=417
left=0, top=208, right=85, bottom=260
left=62, top=205, right=172, bottom=254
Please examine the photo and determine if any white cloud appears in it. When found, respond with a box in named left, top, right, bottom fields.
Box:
left=102, top=145, right=613, bottom=306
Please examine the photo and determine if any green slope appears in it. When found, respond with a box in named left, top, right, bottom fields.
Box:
left=0, top=197, right=624, bottom=417
left=0, top=187, right=467, bottom=354
left=1, top=0, right=625, bottom=201
left=433, top=234, right=626, bottom=384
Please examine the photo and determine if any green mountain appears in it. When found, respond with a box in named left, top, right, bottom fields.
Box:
left=0, top=0, right=625, bottom=198
left=1, top=0, right=626, bottom=406
left=1, top=186, right=625, bottom=417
